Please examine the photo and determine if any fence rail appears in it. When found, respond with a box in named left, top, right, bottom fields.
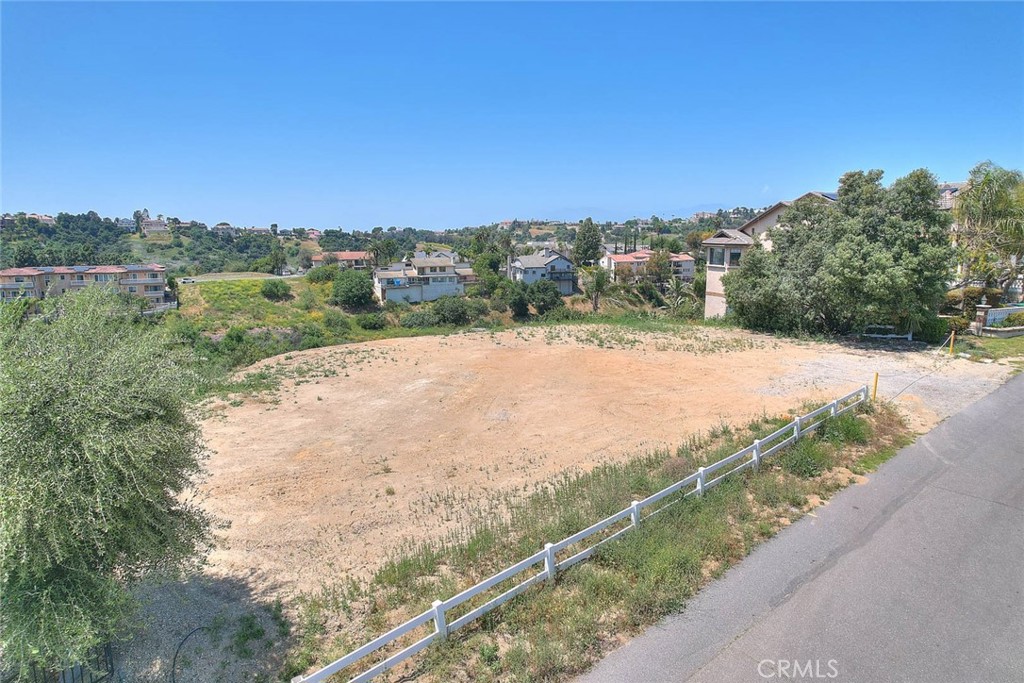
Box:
left=292, top=385, right=870, bottom=683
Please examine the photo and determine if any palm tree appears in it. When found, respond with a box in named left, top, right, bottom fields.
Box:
left=954, top=162, right=1024, bottom=294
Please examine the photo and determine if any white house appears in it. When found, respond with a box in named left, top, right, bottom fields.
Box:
left=141, top=218, right=168, bottom=236
left=373, top=257, right=478, bottom=303
left=510, top=248, right=576, bottom=295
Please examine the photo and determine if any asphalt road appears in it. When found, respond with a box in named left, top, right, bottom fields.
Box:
left=580, top=374, right=1024, bottom=683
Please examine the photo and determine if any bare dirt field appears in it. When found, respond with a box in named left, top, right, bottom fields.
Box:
left=197, top=324, right=1013, bottom=597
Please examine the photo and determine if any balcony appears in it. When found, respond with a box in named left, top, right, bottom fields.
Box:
left=0, top=282, right=34, bottom=290
left=547, top=271, right=576, bottom=281
left=121, top=278, right=162, bottom=285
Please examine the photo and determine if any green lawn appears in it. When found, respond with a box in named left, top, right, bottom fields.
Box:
left=955, top=334, right=1024, bottom=361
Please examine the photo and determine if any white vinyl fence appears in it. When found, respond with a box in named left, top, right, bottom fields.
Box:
left=292, top=385, right=870, bottom=683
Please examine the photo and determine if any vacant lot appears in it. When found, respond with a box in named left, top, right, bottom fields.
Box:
left=198, top=324, right=1012, bottom=597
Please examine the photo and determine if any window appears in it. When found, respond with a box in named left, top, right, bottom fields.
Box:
left=60, top=275, right=66, bottom=280
left=128, top=286, right=137, bottom=293
left=729, top=250, right=742, bottom=266
left=708, top=248, right=725, bottom=266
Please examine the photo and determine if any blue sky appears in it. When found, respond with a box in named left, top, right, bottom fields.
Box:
left=2, top=2, right=1022, bottom=230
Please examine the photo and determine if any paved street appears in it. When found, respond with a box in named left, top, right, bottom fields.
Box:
left=580, top=374, right=1024, bottom=683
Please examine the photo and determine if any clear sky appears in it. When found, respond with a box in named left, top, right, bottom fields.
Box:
left=2, top=2, right=1022, bottom=231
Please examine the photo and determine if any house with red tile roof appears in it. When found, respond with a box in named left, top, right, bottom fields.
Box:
left=0, top=264, right=168, bottom=306
left=311, top=251, right=372, bottom=270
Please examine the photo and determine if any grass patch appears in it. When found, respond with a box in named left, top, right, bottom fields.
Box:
left=954, top=334, right=1024, bottom=362
left=281, top=402, right=909, bottom=682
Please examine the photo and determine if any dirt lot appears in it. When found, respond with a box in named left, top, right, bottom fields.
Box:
left=197, top=324, right=1013, bottom=597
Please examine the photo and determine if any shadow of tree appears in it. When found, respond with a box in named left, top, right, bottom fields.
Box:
left=113, top=573, right=293, bottom=683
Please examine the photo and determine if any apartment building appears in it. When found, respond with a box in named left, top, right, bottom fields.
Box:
left=598, top=249, right=695, bottom=283
left=0, top=264, right=168, bottom=306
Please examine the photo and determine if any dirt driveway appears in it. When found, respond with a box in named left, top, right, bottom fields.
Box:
left=198, top=325, right=1012, bottom=597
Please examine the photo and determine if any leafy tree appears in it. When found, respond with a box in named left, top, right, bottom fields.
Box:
left=432, top=296, right=471, bottom=325
left=504, top=281, right=530, bottom=318
left=306, top=264, right=339, bottom=284
left=953, top=161, right=1024, bottom=294
left=581, top=266, right=611, bottom=312
left=269, top=242, right=287, bottom=275
left=329, top=269, right=375, bottom=309
left=0, top=289, right=211, bottom=674
left=573, top=217, right=602, bottom=266
left=261, top=278, right=291, bottom=300
left=321, top=252, right=339, bottom=266
left=724, top=169, right=953, bottom=335
left=644, top=250, right=672, bottom=285
left=527, top=279, right=564, bottom=315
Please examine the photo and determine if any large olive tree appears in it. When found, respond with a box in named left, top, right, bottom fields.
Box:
left=0, top=288, right=212, bottom=673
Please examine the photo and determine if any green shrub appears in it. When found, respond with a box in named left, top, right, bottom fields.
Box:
left=329, top=270, right=375, bottom=310
left=295, top=288, right=319, bottom=311
left=489, top=298, right=508, bottom=313
left=400, top=310, right=440, bottom=328
left=915, top=314, right=949, bottom=344
left=780, top=439, right=833, bottom=478
left=821, top=414, right=870, bottom=446
left=946, top=315, right=970, bottom=333
left=322, top=309, right=350, bottom=334
left=306, top=264, right=339, bottom=284
left=355, top=312, right=388, bottom=330
left=432, top=296, right=470, bottom=326
left=504, top=283, right=530, bottom=318
left=465, top=298, right=490, bottom=321
left=996, top=311, right=1024, bottom=328
left=527, top=280, right=564, bottom=315
left=260, top=279, right=291, bottom=301
left=538, top=307, right=586, bottom=323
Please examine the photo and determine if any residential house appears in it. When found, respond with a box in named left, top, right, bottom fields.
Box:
left=702, top=191, right=837, bottom=318
left=412, top=249, right=462, bottom=263
left=116, top=218, right=135, bottom=231
left=27, top=213, right=56, bottom=226
left=311, top=251, right=372, bottom=269
left=211, top=223, right=238, bottom=237
left=373, top=258, right=477, bottom=303
left=306, top=229, right=323, bottom=240
left=0, top=264, right=168, bottom=306
left=141, top=218, right=168, bottom=235
left=510, top=248, right=576, bottom=295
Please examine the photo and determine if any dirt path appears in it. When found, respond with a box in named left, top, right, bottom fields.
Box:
left=197, top=325, right=1011, bottom=597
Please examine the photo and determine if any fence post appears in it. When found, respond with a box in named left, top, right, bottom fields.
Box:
left=544, top=542, right=557, bottom=583
left=752, top=439, right=761, bottom=471
left=794, top=416, right=802, bottom=439
left=830, top=400, right=838, bottom=417
left=432, top=600, right=448, bottom=641
left=696, top=467, right=705, bottom=497
left=630, top=500, right=641, bottom=528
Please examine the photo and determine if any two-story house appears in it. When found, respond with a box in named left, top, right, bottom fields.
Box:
left=702, top=191, right=837, bottom=318
left=0, top=264, right=168, bottom=306
left=510, top=249, right=576, bottom=295
left=373, top=258, right=477, bottom=303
